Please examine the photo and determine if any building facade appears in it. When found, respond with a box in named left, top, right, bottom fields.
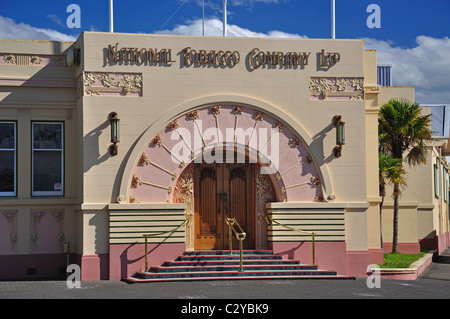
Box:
left=0, top=32, right=447, bottom=281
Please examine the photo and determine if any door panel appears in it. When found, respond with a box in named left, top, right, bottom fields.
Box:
left=194, top=161, right=255, bottom=250
left=225, top=165, right=254, bottom=250
left=194, top=164, right=223, bottom=250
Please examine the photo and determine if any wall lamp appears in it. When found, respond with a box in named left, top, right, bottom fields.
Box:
left=109, top=112, right=120, bottom=156
left=333, top=115, right=345, bottom=158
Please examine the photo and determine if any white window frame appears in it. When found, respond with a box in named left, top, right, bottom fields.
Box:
left=434, top=159, right=440, bottom=199
left=0, top=121, right=16, bottom=197
left=444, top=167, right=448, bottom=202
left=32, top=122, right=64, bottom=196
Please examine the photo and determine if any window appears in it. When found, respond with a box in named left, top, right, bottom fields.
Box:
left=444, top=168, right=448, bottom=202
left=0, top=122, right=16, bottom=196
left=434, top=159, right=440, bottom=199
left=32, top=122, right=63, bottom=196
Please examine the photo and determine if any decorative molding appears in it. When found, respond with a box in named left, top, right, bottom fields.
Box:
left=51, top=210, right=65, bottom=249
left=128, top=104, right=324, bottom=203
left=173, top=163, right=194, bottom=250
left=256, top=172, right=277, bottom=225
left=30, top=211, right=46, bottom=252
left=82, top=71, right=143, bottom=97
left=0, top=53, right=65, bottom=67
left=281, top=176, right=321, bottom=193
left=310, top=77, right=364, bottom=101
left=2, top=211, right=17, bottom=252
left=3, top=54, right=16, bottom=64
left=30, top=55, right=43, bottom=65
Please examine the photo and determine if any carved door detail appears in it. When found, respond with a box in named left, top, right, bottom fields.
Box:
left=194, top=162, right=255, bottom=250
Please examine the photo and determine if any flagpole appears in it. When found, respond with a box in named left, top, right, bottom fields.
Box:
left=223, top=0, right=227, bottom=37
left=202, top=0, right=205, bottom=36
left=109, top=0, right=114, bottom=33
left=331, top=0, right=335, bottom=39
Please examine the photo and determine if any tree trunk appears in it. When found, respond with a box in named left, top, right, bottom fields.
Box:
left=380, top=196, right=384, bottom=254
left=392, top=182, right=400, bottom=253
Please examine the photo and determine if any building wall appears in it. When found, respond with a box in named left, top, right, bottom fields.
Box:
left=0, top=39, right=79, bottom=279
left=2, top=33, right=446, bottom=280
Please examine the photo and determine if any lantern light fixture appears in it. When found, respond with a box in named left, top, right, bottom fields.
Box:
left=109, top=112, right=120, bottom=156
left=333, top=115, right=345, bottom=157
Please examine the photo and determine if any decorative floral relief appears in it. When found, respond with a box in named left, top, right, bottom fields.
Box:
left=152, top=134, right=162, bottom=146
left=131, top=174, right=142, bottom=188
left=289, top=137, right=301, bottom=148
left=82, top=72, right=143, bottom=97
left=4, top=55, right=16, bottom=64
left=129, top=195, right=140, bottom=203
left=233, top=106, right=243, bottom=115
left=274, top=122, right=284, bottom=132
left=173, top=165, right=194, bottom=227
left=139, top=152, right=150, bottom=165
left=310, top=77, right=364, bottom=101
left=2, top=212, right=17, bottom=252
left=188, top=110, right=199, bottom=120
left=256, top=171, right=277, bottom=225
left=30, top=56, right=42, bottom=65
left=210, top=105, right=221, bottom=116
left=254, top=111, right=264, bottom=121
left=167, top=120, right=179, bottom=131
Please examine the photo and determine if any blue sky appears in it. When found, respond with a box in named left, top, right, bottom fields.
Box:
left=0, top=0, right=449, bottom=103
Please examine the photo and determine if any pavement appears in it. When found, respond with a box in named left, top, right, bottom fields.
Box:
left=1, top=248, right=449, bottom=312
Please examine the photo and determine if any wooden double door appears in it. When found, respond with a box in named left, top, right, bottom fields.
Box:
left=194, top=161, right=255, bottom=250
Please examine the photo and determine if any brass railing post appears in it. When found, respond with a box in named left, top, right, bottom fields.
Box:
left=312, top=232, right=316, bottom=265
left=144, top=235, right=148, bottom=271
left=226, top=217, right=246, bottom=272
left=239, top=237, right=244, bottom=271
left=228, top=218, right=234, bottom=254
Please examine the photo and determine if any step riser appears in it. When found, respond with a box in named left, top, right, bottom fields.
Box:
left=136, top=271, right=338, bottom=279
left=183, top=250, right=275, bottom=256
left=164, top=261, right=300, bottom=267
left=179, top=256, right=283, bottom=261
left=125, top=276, right=355, bottom=283
left=153, top=266, right=318, bottom=273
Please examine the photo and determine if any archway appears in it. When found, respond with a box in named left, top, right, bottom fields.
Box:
left=117, top=97, right=333, bottom=250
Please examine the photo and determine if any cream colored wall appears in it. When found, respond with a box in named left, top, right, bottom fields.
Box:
left=363, top=49, right=382, bottom=252
left=0, top=39, right=80, bottom=254
left=79, top=32, right=368, bottom=206
left=77, top=33, right=372, bottom=254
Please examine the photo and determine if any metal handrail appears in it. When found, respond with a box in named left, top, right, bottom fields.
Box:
left=142, top=216, right=190, bottom=271
left=225, top=217, right=246, bottom=271
left=266, top=216, right=316, bottom=265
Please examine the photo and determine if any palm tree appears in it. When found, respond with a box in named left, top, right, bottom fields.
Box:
left=378, top=98, right=432, bottom=253
left=379, top=152, right=406, bottom=254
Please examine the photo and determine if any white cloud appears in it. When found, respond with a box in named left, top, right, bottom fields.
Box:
left=0, top=15, right=77, bottom=42
left=156, top=18, right=305, bottom=38
left=364, top=36, right=450, bottom=104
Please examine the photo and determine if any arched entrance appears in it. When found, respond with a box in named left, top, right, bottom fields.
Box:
left=118, top=99, right=332, bottom=250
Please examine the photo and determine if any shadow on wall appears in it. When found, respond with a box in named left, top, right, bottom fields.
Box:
left=419, top=230, right=437, bottom=251
left=310, top=121, right=334, bottom=166
left=83, top=118, right=110, bottom=173
left=88, top=212, right=109, bottom=280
